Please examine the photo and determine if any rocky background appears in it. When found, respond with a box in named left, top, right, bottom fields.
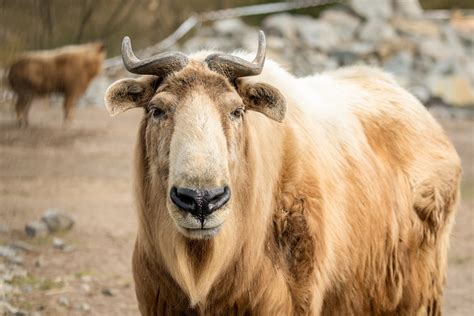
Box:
left=77, top=0, right=474, bottom=114
left=2, top=0, right=473, bottom=113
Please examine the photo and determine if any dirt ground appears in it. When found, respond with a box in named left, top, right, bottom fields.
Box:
left=0, top=102, right=472, bottom=315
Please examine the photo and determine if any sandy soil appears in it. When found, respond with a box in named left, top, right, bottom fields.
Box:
left=0, top=103, right=472, bottom=315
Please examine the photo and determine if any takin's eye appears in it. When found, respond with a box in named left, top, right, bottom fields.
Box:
left=149, top=106, right=166, bottom=120
left=230, top=107, right=245, bottom=120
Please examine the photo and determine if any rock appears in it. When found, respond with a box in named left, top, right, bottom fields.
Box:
left=262, top=13, right=298, bottom=40
left=429, top=104, right=474, bottom=120
left=266, top=35, right=287, bottom=52
left=9, top=240, right=37, bottom=253
left=393, top=0, right=423, bottom=18
left=25, top=220, right=49, bottom=238
left=392, top=17, right=441, bottom=38
left=1, top=302, right=27, bottom=316
left=350, top=0, right=393, bottom=20
left=410, top=85, right=431, bottom=104
left=330, top=42, right=375, bottom=66
left=11, top=266, right=27, bottom=278
left=57, top=296, right=70, bottom=307
left=320, top=9, right=361, bottom=42
left=80, top=275, right=92, bottom=283
left=442, top=25, right=470, bottom=61
left=376, top=38, right=416, bottom=60
left=21, top=285, right=33, bottom=293
left=294, top=17, right=340, bottom=51
left=0, top=246, right=22, bottom=264
left=52, top=237, right=65, bottom=250
left=451, top=13, right=474, bottom=45
left=358, top=18, right=396, bottom=43
left=213, top=19, right=251, bottom=37
left=418, top=38, right=449, bottom=61
left=101, top=288, right=115, bottom=296
left=0, top=246, right=17, bottom=260
left=62, top=244, right=75, bottom=252
left=383, top=51, right=414, bottom=86
left=81, top=283, right=91, bottom=293
left=428, top=73, right=474, bottom=107
left=41, top=209, right=74, bottom=233
left=74, top=302, right=91, bottom=312
left=34, top=256, right=44, bottom=268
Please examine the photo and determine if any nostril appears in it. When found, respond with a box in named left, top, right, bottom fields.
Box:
left=170, top=187, right=196, bottom=213
left=208, top=186, right=231, bottom=212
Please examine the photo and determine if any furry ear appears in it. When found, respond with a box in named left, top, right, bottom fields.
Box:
left=238, top=82, right=286, bottom=122
left=104, top=76, right=159, bottom=116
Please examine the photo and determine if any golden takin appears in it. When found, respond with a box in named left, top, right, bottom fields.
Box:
left=104, top=32, right=461, bottom=315
left=8, top=42, right=105, bottom=126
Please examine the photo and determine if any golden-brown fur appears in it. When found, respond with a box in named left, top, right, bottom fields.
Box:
left=104, top=56, right=461, bottom=315
left=8, top=42, right=105, bottom=126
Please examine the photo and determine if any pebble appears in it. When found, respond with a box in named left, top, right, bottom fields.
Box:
left=1, top=302, right=28, bottom=316
left=0, top=246, right=17, bottom=261
left=25, top=220, right=49, bottom=238
left=34, top=256, right=44, bottom=268
left=81, top=283, right=91, bottom=293
left=52, top=237, right=66, bottom=250
left=101, top=287, right=115, bottom=296
left=0, top=246, right=23, bottom=265
left=74, top=302, right=91, bottom=312
left=57, top=296, right=70, bottom=307
left=41, top=209, right=74, bottom=233
left=9, top=240, right=37, bottom=253
left=21, top=285, right=33, bottom=293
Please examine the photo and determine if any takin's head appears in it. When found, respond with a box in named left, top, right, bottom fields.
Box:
left=105, top=32, right=286, bottom=240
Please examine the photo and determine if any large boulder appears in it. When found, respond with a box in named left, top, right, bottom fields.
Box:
left=429, top=74, right=474, bottom=107
left=350, top=0, right=393, bottom=20
left=319, top=9, right=361, bottom=42
left=262, top=13, right=299, bottom=40
left=294, top=17, right=341, bottom=51
left=392, top=17, right=441, bottom=38
left=358, top=18, right=397, bottom=43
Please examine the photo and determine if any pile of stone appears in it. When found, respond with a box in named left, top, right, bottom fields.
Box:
left=0, top=209, right=75, bottom=315
left=168, top=0, right=473, bottom=108
left=25, top=209, right=74, bottom=238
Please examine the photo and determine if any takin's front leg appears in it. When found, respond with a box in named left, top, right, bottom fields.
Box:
left=409, top=159, right=461, bottom=314
left=62, top=92, right=79, bottom=125
left=15, top=93, right=33, bottom=128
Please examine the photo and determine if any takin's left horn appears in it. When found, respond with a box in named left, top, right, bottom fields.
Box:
left=205, top=30, right=266, bottom=79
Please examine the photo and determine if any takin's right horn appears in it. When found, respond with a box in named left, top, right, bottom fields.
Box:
left=121, top=36, right=188, bottom=77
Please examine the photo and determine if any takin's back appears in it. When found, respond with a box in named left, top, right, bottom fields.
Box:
left=8, top=43, right=105, bottom=95
left=286, top=65, right=461, bottom=313
left=241, top=58, right=461, bottom=312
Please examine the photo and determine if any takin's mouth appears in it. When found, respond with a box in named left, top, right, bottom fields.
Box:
left=180, top=224, right=222, bottom=239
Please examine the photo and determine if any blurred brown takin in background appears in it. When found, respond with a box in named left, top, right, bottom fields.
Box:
left=7, top=42, right=105, bottom=127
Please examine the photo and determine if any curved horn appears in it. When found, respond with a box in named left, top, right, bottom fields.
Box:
left=121, top=36, right=188, bottom=76
left=205, top=30, right=266, bottom=78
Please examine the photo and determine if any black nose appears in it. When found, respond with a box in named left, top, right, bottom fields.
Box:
left=170, top=186, right=231, bottom=218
